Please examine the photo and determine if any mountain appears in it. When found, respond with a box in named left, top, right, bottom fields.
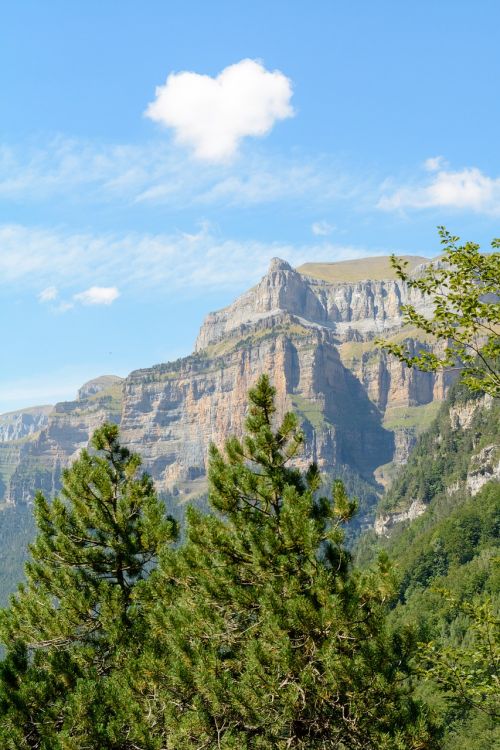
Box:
left=0, top=405, right=52, bottom=443
left=0, top=405, right=52, bottom=499
left=2, top=260, right=496, bottom=745
left=0, top=255, right=461, bottom=601
left=1, top=257, right=455, bottom=510
left=0, top=377, right=123, bottom=506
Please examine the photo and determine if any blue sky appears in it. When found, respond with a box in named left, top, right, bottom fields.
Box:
left=1, top=0, right=499, bottom=412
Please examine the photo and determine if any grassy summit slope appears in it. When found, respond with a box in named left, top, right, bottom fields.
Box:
left=298, top=255, right=429, bottom=282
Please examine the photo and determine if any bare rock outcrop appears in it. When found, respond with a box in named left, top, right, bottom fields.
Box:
left=120, top=316, right=392, bottom=495
left=2, top=380, right=123, bottom=505
left=374, top=499, right=427, bottom=537
left=2, top=256, right=452, bottom=509
left=467, top=444, right=500, bottom=495
left=195, top=258, right=433, bottom=352
left=0, top=406, right=53, bottom=443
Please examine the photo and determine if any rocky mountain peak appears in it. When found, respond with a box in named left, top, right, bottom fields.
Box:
left=1, top=255, right=453, bottom=510
left=194, top=260, right=317, bottom=352
left=268, top=257, right=294, bottom=273
left=195, top=254, right=434, bottom=352
left=77, top=375, right=124, bottom=401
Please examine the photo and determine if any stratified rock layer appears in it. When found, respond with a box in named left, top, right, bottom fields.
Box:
left=1, top=257, right=453, bottom=508
left=0, top=406, right=52, bottom=443
left=1, top=378, right=123, bottom=505
left=121, top=317, right=393, bottom=494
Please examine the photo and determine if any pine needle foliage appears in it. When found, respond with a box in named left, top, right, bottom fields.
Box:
left=143, top=375, right=436, bottom=749
left=0, top=423, right=177, bottom=749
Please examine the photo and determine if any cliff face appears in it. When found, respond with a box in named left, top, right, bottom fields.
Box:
left=0, top=406, right=53, bottom=503
left=0, top=406, right=52, bottom=443
left=117, top=257, right=449, bottom=497
left=195, top=258, right=429, bottom=351
left=0, top=377, right=123, bottom=505
left=1, top=256, right=452, bottom=508
left=120, top=314, right=392, bottom=495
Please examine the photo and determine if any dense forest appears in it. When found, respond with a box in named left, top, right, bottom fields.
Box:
left=357, top=380, right=499, bottom=749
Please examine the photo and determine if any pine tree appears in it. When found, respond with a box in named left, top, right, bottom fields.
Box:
left=143, top=375, right=436, bottom=749
left=0, top=423, right=177, bottom=749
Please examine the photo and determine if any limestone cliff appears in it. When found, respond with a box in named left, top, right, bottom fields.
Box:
left=195, top=257, right=430, bottom=350
left=0, top=406, right=52, bottom=443
left=118, top=256, right=448, bottom=497
left=0, top=406, right=53, bottom=504
left=1, top=256, right=452, bottom=509
left=1, top=377, right=123, bottom=505
left=121, top=314, right=392, bottom=496
left=193, top=257, right=453, bottom=471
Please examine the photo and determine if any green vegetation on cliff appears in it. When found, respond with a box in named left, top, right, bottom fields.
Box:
left=382, top=402, right=441, bottom=434
left=378, top=228, right=500, bottom=397
left=379, top=384, right=499, bottom=514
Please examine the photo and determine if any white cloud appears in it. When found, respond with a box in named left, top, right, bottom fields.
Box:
left=379, top=164, right=500, bottom=215
left=190, top=162, right=350, bottom=206
left=311, top=220, right=335, bottom=236
left=54, top=301, right=74, bottom=314
left=73, top=286, right=120, bottom=306
left=0, top=138, right=146, bottom=200
left=0, top=222, right=378, bottom=297
left=38, top=285, right=58, bottom=302
left=0, top=136, right=361, bottom=211
left=145, top=59, right=294, bottom=162
left=424, top=155, right=446, bottom=172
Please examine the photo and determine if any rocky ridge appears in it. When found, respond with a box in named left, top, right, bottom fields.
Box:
left=0, top=406, right=53, bottom=443
left=0, top=377, right=123, bottom=505
left=1, top=257, right=453, bottom=510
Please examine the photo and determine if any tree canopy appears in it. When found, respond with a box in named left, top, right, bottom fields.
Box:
left=0, top=423, right=177, bottom=749
left=0, top=379, right=437, bottom=748
left=136, top=375, right=435, bottom=749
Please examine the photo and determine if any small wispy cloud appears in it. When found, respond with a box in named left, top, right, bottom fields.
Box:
left=36, top=283, right=119, bottom=312
left=38, top=285, right=58, bottom=302
left=1, top=222, right=380, bottom=299
left=0, top=137, right=146, bottom=201
left=424, top=155, right=446, bottom=172
left=73, top=286, right=120, bottom=306
left=379, top=160, right=500, bottom=215
left=0, top=137, right=360, bottom=211
left=145, top=59, right=294, bottom=162
left=53, top=301, right=74, bottom=314
left=311, top=220, right=335, bottom=237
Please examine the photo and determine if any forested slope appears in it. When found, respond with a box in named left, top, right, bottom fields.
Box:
left=357, top=383, right=499, bottom=749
